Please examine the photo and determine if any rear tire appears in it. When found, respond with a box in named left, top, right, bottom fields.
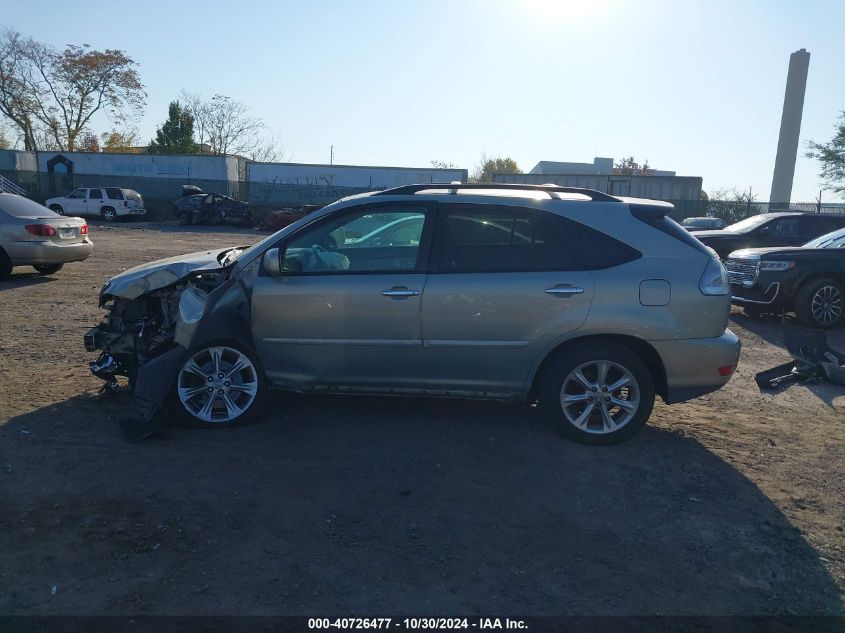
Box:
left=0, top=249, right=12, bottom=280
left=49, top=205, right=64, bottom=215
left=33, top=263, right=63, bottom=275
left=166, top=343, right=267, bottom=428
left=101, top=207, right=116, bottom=222
left=795, top=278, right=844, bottom=329
left=540, top=341, right=655, bottom=445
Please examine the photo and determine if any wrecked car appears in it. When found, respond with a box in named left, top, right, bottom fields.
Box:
left=173, top=185, right=252, bottom=226
left=85, top=183, right=740, bottom=445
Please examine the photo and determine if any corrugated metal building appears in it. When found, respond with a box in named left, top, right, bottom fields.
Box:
left=493, top=172, right=703, bottom=218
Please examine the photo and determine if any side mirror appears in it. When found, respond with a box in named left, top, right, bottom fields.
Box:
left=263, top=248, right=281, bottom=277
left=759, top=226, right=771, bottom=236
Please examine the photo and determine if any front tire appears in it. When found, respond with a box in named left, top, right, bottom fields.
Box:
left=166, top=343, right=267, bottom=428
left=540, top=342, right=655, bottom=445
left=49, top=205, right=64, bottom=215
left=795, top=278, right=844, bottom=329
left=33, top=263, right=63, bottom=275
left=178, top=211, right=192, bottom=226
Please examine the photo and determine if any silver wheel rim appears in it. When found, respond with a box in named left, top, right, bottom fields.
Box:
left=177, top=346, right=259, bottom=424
left=103, top=209, right=114, bottom=221
left=811, top=285, right=842, bottom=326
left=560, top=360, right=640, bottom=435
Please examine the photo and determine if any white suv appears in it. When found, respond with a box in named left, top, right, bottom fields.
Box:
left=46, top=187, right=146, bottom=222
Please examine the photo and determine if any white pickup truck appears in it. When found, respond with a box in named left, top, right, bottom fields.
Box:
left=46, top=187, right=146, bottom=221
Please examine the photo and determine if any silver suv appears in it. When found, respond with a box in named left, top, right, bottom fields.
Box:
left=85, top=184, right=740, bottom=444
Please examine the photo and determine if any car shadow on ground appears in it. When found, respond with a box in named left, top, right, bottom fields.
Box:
left=2, top=392, right=843, bottom=616
left=0, top=272, right=54, bottom=291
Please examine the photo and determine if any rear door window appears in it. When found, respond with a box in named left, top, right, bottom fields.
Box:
left=433, top=206, right=533, bottom=273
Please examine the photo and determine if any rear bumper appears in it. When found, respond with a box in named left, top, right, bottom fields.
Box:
left=3, top=239, right=94, bottom=265
left=652, top=329, right=741, bottom=404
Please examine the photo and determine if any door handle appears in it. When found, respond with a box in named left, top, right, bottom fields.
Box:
left=545, top=285, right=584, bottom=296
left=382, top=287, right=420, bottom=297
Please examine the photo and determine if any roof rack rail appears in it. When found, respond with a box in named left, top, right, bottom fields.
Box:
left=374, top=182, right=619, bottom=202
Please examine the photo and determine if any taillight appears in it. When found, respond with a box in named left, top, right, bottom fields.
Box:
left=124, top=200, right=128, bottom=207
left=718, top=365, right=734, bottom=377
left=25, top=224, right=56, bottom=237
left=80, top=224, right=89, bottom=235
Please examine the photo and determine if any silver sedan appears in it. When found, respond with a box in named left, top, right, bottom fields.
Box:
left=0, top=193, right=93, bottom=279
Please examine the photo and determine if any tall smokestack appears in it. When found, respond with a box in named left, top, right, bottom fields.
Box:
left=769, top=48, right=810, bottom=207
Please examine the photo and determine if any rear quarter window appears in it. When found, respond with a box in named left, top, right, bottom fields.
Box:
left=533, top=211, right=639, bottom=271
left=105, top=188, right=124, bottom=200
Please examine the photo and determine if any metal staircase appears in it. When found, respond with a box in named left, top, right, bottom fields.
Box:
left=0, top=173, right=25, bottom=196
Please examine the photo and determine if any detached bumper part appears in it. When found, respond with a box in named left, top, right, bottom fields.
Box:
left=84, top=326, right=104, bottom=352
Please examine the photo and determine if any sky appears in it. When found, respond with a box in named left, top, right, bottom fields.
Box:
left=3, top=0, right=845, bottom=201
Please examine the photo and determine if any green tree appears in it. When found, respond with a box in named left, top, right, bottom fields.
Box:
left=148, top=100, right=197, bottom=154
left=806, top=111, right=845, bottom=196
left=472, top=154, right=521, bottom=182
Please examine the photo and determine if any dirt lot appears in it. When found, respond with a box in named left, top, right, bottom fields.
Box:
left=1, top=223, right=843, bottom=616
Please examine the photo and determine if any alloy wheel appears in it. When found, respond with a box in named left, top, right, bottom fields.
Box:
left=560, top=360, right=641, bottom=434
left=177, top=346, right=259, bottom=424
left=811, top=285, right=843, bottom=326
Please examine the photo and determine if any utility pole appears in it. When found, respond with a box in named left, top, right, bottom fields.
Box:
left=815, top=189, right=823, bottom=213
left=330, top=145, right=333, bottom=166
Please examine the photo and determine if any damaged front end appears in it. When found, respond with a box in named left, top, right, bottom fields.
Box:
left=85, top=246, right=257, bottom=438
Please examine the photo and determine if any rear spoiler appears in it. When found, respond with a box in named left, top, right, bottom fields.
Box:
left=625, top=200, right=675, bottom=219
left=627, top=200, right=711, bottom=255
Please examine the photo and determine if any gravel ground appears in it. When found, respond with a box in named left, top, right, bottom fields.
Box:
left=0, top=223, right=843, bottom=616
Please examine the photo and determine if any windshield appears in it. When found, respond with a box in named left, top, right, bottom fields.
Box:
left=803, top=227, right=845, bottom=249
left=725, top=215, right=774, bottom=233
left=0, top=194, right=59, bottom=218
left=234, top=199, right=345, bottom=267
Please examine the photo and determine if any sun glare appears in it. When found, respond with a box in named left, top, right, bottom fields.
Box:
left=521, top=0, right=609, bottom=20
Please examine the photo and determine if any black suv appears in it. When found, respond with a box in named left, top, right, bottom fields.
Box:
left=726, top=227, right=845, bottom=328
left=691, top=212, right=845, bottom=259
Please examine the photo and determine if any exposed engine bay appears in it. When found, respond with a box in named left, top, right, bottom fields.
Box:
left=85, top=271, right=228, bottom=390
left=83, top=246, right=258, bottom=439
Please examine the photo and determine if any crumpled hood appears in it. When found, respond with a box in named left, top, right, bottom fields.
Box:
left=101, top=247, right=234, bottom=300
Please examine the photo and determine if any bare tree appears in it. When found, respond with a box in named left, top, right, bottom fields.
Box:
left=0, top=29, right=145, bottom=151
left=0, top=30, right=39, bottom=149
left=179, top=89, right=211, bottom=152
left=179, top=90, right=285, bottom=160
left=246, top=128, right=287, bottom=163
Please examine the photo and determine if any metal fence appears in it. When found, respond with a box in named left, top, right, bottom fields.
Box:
left=1, top=166, right=843, bottom=223
left=687, top=200, right=845, bottom=224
